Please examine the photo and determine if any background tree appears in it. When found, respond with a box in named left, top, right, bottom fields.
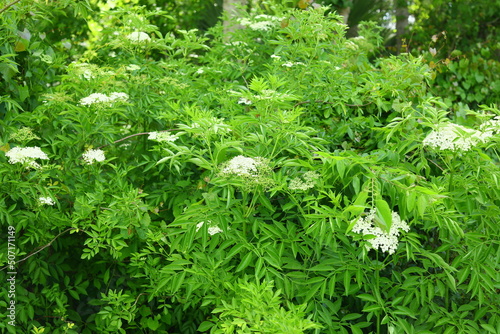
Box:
left=394, top=0, right=409, bottom=53
left=406, top=0, right=499, bottom=108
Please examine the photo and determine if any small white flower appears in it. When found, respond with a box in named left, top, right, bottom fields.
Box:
left=39, top=197, right=55, bottom=206
left=62, top=40, right=71, bottom=49
left=126, top=64, right=141, bottom=71
left=82, top=149, right=105, bottom=165
left=282, top=61, right=294, bottom=68
left=238, top=97, right=252, bottom=105
left=208, top=226, right=223, bottom=235
left=479, top=116, right=500, bottom=135
left=196, top=68, right=204, bottom=74
left=6, top=146, right=49, bottom=168
left=82, top=69, right=94, bottom=80
left=126, top=32, right=151, bottom=43
left=121, top=124, right=132, bottom=133
left=226, top=41, right=247, bottom=47
left=270, top=54, right=281, bottom=59
left=429, top=47, right=437, bottom=56
left=196, top=221, right=223, bottom=235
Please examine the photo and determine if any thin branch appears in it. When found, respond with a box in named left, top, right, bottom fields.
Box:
left=428, top=158, right=445, bottom=172
left=132, top=293, right=148, bottom=308
left=0, top=227, right=77, bottom=271
left=294, top=100, right=373, bottom=108
left=97, top=129, right=176, bottom=149
left=0, top=0, right=22, bottom=15
left=345, top=101, right=373, bottom=107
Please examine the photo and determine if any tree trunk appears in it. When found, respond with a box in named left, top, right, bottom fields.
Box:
left=223, top=0, right=248, bottom=38
left=395, top=0, right=409, bottom=54
left=339, top=6, right=351, bottom=25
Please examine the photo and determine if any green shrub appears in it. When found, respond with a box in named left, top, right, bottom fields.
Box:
left=1, top=2, right=499, bottom=334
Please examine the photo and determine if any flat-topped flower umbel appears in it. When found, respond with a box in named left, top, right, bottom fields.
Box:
left=126, top=32, right=151, bottom=42
left=352, top=209, right=410, bottom=255
left=6, top=146, right=48, bottom=169
left=217, top=155, right=274, bottom=190
left=79, top=92, right=129, bottom=106
left=82, top=149, right=105, bottom=165
left=423, top=123, right=491, bottom=151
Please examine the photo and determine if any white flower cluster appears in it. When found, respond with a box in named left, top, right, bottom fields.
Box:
left=238, top=97, right=252, bottom=105
left=82, top=149, right=105, bottom=165
left=224, top=41, right=248, bottom=47
left=126, top=64, right=141, bottom=71
left=237, top=14, right=282, bottom=31
left=196, top=221, right=223, bottom=235
left=126, top=32, right=151, bottom=43
left=282, top=61, right=305, bottom=68
left=39, top=197, right=55, bottom=206
left=352, top=209, right=410, bottom=255
left=218, top=156, right=274, bottom=190
left=423, top=123, right=492, bottom=151
left=288, top=171, right=320, bottom=191
left=148, top=131, right=179, bottom=142
left=5, top=146, right=49, bottom=169
left=220, top=156, right=265, bottom=177
left=79, top=92, right=129, bottom=106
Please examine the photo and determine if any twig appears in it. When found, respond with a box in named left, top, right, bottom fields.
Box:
left=294, top=100, right=372, bottom=108
left=0, top=227, right=77, bottom=271
left=0, top=0, right=22, bottom=15
left=345, top=102, right=373, bottom=107
left=428, top=158, right=445, bottom=172
left=96, top=129, right=176, bottom=149
left=132, top=293, right=148, bottom=308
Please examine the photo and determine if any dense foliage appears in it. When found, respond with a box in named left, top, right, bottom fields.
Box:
left=1, top=1, right=499, bottom=334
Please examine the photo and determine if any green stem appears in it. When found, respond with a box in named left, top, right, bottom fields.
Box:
left=375, top=252, right=381, bottom=334
left=444, top=154, right=455, bottom=311
left=244, top=192, right=258, bottom=218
